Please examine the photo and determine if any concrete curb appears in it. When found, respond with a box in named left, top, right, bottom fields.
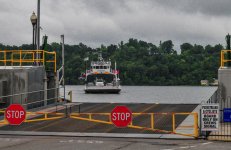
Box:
left=0, top=131, right=194, bottom=139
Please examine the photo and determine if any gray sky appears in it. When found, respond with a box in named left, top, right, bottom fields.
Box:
left=0, top=0, right=230, bottom=50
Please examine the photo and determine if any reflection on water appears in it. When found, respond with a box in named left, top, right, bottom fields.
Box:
left=60, top=85, right=217, bottom=104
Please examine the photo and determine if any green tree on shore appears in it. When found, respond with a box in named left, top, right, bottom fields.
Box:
left=0, top=38, right=222, bottom=85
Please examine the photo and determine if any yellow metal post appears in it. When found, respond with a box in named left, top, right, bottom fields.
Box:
left=4, top=51, right=6, bottom=66
left=19, top=50, right=22, bottom=66
left=151, top=113, right=154, bottom=129
left=54, top=52, right=56, bottom=72
left=11, top=52, right=13, bottom=66
left=221, top=51, right=223, bottom=67
left=43, top=50, right=45, bottom=66
left=33, top=51, right=35, bottom=62
left=193, top=113, right=199, bottom=138
left=130, top=119, right=133, bottom=126
left=172, top=113, right=175, bottom=133
left=221, top=50, right=224, bottom=67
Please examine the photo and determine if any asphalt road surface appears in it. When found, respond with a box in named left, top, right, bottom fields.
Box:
left=0, top=135, right=230, bottom=150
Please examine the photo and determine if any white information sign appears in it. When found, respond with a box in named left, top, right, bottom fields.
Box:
left=201, top=104, right=219, bottom=131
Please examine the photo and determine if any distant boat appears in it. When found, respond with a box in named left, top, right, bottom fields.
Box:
left=84, top=54, right=121, bottom=94
left=201, top=80, right=209, bottom=86
left=209, top=79, right=218, bottom=86
left=200, top=79, right=218, bottom=86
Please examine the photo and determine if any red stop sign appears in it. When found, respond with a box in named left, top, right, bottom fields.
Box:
left=111, top=106, right=132, bottom=128
left=5, top=104, right=26, bottom=125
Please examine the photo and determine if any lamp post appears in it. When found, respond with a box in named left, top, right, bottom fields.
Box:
left=30, top=12, right=37, bottom=50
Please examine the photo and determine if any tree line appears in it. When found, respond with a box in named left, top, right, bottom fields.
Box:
left=0, top=38, right=222, bottom=85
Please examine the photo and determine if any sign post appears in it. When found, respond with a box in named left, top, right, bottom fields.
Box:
left=201, top=104, right=219, bottom=131
left=111, top=106, right=132, bottom=128
left=5, top=104, right=26, bottom=125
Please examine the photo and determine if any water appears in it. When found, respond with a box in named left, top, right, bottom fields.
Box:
left=61, top=85, right=217, bottom=104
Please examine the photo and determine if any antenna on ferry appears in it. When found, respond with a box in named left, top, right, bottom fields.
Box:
left=98, top=53, right=103, bottom=61
left=115, top=61, right=117, bottom=82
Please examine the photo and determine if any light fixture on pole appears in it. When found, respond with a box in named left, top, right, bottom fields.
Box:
left=30, top=11, right=37, bottom=50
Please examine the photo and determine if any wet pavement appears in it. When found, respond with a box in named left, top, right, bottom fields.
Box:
left=0, top=135, right=230, bottom=150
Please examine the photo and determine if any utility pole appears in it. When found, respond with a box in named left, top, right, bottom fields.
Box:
left=226, top=33, right=231, bottom=67
left=36, top=0, right=40, bottom=65
left=61, top=35, right=65, bottom=102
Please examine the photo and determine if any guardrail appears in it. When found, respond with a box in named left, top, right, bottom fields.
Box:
left=221, top=50, right=231, bottom=68
left=0, top=111, right=65, bottom=125
left=0, top=50, right=56, bottom=72
left=70, top=112, right=199, bottom=138
left=0, top=87, right=60, bottom=110
left=0, top=108, right=198, bottom=138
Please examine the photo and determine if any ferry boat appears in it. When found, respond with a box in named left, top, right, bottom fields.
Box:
left=84, top=54, right=121, bottom=93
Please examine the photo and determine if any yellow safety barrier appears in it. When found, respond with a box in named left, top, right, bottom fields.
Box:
left=25, top=112, right=65, bottom=123
left=70, top=112, right=199, bottom=138
left=0, top=110, right=65, bottom=125
left=0, top=50, right=56, bottom=72
left=220, top=50, right=231, bottom=68
left=0, top=110, right=198, bottom=138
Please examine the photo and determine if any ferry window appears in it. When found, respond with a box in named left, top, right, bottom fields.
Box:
left=100, top=66, right=103, bottom=69
left=104, top=66, right=107, bottom=69
left=96, top=66, right=99, bottom=69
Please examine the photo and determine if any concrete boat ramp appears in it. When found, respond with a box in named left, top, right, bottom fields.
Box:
left=0, top=103, right=198, bottom=139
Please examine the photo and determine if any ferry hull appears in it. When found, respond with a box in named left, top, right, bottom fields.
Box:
left=85, top=88, right=121, bottom=94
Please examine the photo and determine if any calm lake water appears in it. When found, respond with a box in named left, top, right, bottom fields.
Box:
left=61, top=85, right=217, bottom=104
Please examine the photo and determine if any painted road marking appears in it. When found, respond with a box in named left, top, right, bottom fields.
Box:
left=68, top=140, right=74, bottom=143
left=160, top=144, right=200, bottom=150
left=189, top=145, right=197, bottom=148
left=0, top=138, right=16, bottom=141
left=201, top=142, right=213, bottom=145
left=179, top=146, right=190, bottom=149
left=59, top=139, right=104, bottom=144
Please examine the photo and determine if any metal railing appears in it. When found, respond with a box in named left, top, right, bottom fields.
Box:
left=0, top=99, right=199, bottom=138
left=0, top=87, right=59, bottom=110
left=0, top=110, right=199, bottom=138
left=0, top=50, right=56, bottom=72
left=220, top=50, right=231, bottom=68
left=0, top=110, right=65, bottom=125
left=70, top=112, right=199, bottom=138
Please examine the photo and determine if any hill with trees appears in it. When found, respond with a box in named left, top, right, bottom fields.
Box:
left=0, top=38, right=222, bottom=85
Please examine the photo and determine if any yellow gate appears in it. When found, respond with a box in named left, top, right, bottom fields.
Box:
left=0, top=110, right=65, bottom=125
left=0, top=110, right=198, bottom=138
left=70, top=112, right=199, bottom=138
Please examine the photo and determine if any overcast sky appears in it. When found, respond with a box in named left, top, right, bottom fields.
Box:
left=0, top=0, right=231, bottom=50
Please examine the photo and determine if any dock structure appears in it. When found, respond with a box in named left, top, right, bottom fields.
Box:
left=0, top=50, right=58, bottom=109
left=207, top=49, right=231, bottom=141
